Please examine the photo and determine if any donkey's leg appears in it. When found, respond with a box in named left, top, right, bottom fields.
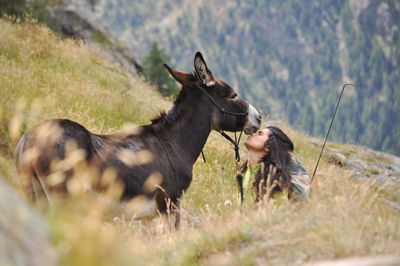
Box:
left=163, top=196, right=181, bottom=229
left=20, top=172, right=36, bottom=203
left=31, top=171, right=53, bottom=209
left=173, top=198, right=181, bottom=229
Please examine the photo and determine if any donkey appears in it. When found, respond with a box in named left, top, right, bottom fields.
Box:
left=15, top=52, right=261, bottom=226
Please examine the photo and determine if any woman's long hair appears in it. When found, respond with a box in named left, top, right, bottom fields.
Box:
left=254, top=126, right=294, bottom=200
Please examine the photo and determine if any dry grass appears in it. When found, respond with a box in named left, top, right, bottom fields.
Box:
left=0, top=18, right=399, bottom=266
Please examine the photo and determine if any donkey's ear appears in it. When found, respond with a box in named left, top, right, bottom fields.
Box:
left=194, top=52, right=215, bottom=86
left=163, top=63, right=191, bottom=86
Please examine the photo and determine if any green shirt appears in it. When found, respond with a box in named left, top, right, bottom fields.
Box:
left=239, top=163, right=261, bottom=205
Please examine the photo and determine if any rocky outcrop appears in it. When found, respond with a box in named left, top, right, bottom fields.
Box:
left=307, top=136, right=400, bottom=186
left=47, top=0, right=142, bottom=75
left=326, top=146, right=400, bottom=185
left=314, top=142, right=400, bottom=212
left=0, top=179, right=57, bottom=266
left=308, top=136, right=400, bottom=212
left=304, top=255, right=400, bottom=266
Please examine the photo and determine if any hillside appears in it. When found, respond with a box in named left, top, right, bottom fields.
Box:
left=0, top=19, right=400, bottom=265
left=92, top=0, right=400, bottom=156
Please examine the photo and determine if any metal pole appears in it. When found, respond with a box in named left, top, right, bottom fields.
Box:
left=311, top=83, right=361, bottom=183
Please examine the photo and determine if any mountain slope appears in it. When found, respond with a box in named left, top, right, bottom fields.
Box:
left=93, top=0, right=400, bottom=156
left=0, top=17, right=169, bottom=183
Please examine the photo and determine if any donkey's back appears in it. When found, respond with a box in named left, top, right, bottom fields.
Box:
left=15, top=119, right=98, bottom=199
left=15, top=118, right=175, bottom=212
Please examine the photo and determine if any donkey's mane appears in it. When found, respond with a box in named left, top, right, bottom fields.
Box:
left=151, top=72, right=198, bottom=127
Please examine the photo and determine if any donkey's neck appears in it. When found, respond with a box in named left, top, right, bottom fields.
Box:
left=156, top=100, right=211, bottom=165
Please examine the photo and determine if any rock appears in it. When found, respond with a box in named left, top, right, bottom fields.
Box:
left=381, top=199, right=400, bottom=213
left=327, top=152, right=347, bottom=167
left=303, top=255, right=400, bottom=266
left=47, top=1, right=142, bottom=75
left=333, top=152, right=347, bottom=163
left=308, top=137, right=400, bottom=186
left=0, top=179, right=57, bottom=266
left=345, top=158, right=367, bottom=172
left=309, top=141, right=400, bottom=192
left=48, top=9, right=94, bottom=40
left=335, top=146, right=400, bottom=186
left=370, top=175, right=397, bottom=186
left=307, top=138, right=320, bottom=147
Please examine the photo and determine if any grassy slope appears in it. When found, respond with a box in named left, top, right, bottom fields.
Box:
left=0, top=19, right=399, bottom=265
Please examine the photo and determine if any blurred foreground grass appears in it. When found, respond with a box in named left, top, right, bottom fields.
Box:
left=0, top=18, right=399, bottom=265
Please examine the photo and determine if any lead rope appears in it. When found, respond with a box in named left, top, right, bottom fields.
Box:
left=235, top=131, right=244, bottom=205
left=199, top=131, right=244, bottom=203
left=219, top=131, right=242, bottom=162
left=201, top=150, right=206, bottom=163
left=218, top=131, right=244, bottom=204
left=200, top=131, right=242, bottom=163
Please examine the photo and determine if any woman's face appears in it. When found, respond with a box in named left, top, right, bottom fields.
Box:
left=244, top=128, right=271, bottom=152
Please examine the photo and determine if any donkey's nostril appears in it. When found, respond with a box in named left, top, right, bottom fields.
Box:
left=246, top=104, right=261, bottom=133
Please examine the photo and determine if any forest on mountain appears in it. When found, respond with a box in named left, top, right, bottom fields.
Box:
left=95, top=0, right=400, bottom=156
left=1, top=3, right=400, bottom=264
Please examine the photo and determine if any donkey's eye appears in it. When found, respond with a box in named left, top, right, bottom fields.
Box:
left=230, top=93, right=238, bottom=99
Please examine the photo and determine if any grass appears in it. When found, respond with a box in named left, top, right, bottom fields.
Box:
left=91, top=29, right=111, bottom=46
left=0, top=18, right=399, bottom=265
left=367, top=168, right=380, bottom=175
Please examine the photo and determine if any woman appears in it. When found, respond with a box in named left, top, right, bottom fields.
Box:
left=239, top=126, right=311, bottom=204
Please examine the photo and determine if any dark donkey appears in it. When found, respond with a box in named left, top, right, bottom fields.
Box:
left=15, top=52, right=261, bottom=226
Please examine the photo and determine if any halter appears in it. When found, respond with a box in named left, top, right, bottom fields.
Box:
left=219, top=131, right=243, bottom=162
left=195, top=84, right=246, bottom=185
left=194, top=84, right=249, bottom=116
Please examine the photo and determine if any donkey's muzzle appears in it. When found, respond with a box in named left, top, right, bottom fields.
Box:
left=243, top=104, right=261, bottom=135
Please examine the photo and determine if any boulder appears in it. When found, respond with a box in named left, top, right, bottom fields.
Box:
left=304, top=255, right=400, bottom=266
left=47, top=1, right=142, bottom=75
left=0, top=179, right=57, bottom=266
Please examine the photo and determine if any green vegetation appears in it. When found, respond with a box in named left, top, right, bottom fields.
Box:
left=367, top=168, right=380, bottom=175
left=142, top=42, right=178, bottom=97
left=91, top=28, right=110, bottom=47
left=0, top=17, right=169, bottom=183
left=0, top=19, right=399, bottom=265
left=96, top=0, right=400, bottom=156
left=0, top=0, right=28, bottom=17
left=0, top=0, right=50, bottom=24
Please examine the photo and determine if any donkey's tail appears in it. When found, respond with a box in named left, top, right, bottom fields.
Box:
left=14, top=133, right=52, bottom=207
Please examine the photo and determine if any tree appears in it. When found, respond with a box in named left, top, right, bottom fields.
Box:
left=0, top=0, right=27, bottom=17
left=142, top=42, right=178, bottom=97
left=0, top=0, right=50, bottom=24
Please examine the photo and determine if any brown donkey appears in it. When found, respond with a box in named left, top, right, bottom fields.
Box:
left=15, top=52, right=261, bottom=226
